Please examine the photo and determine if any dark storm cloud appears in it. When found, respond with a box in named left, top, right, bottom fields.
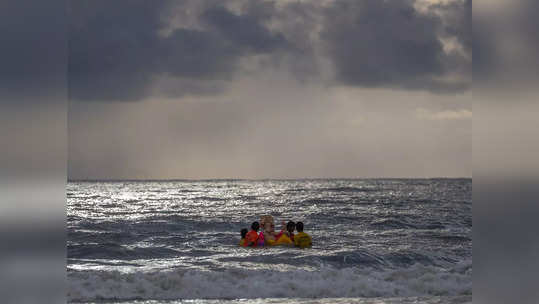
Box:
left=68, top=0, right=168, bottom=101
left=201, top=6, right=288, bottom=53
left=452, top=0, right=472, bottom=53
left=68, top=0, right=290, bottom=101
left=430, top=0, right=471, bottom=52
left=68, top=0, right=471, bottom=102
left=320, top=0, right=470, bottom=93
left=428, top=0, right=472, bottom=79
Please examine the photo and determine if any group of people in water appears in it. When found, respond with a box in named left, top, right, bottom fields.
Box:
left=239, top=215, right=312, bottom=248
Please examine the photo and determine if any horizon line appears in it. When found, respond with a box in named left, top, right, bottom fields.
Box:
left=68, top=176, right=472, bottom=182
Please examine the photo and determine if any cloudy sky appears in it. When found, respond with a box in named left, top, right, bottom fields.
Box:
left=68, top=0, right=471, bottom=179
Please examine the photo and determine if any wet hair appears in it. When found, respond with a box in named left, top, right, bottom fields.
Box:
left=296, top=221, right=304, bottom=232
left=286, top=221, right=295, bottom=232
left=241, top=228, right=248, bottom=238
left=251, top=221, right=260, bottom=231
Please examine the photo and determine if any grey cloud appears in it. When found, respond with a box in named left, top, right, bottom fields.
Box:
left=201, top=6, right=289, bottom=53
left=428, top=0, right=472, bottom=79
left=68, top=0, right=169, bottom=101
left=69, top=0, right=290, bottom=102
left=320, top=0, right=470, bottom=93
left=68, top=0, right=471, bottom=102
left=429, top=0, right=471, bottom=52
left=452, top=0, right=472, bottom=53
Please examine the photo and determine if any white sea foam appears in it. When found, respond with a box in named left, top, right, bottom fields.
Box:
left=68, top=261, right=471, bottom=302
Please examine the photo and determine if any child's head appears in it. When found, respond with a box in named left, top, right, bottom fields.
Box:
left=251, top=221, right=260, bottom=231
left=286, top=221, right=295, bottom=233
left=241, top=228, right=248, bottom=239
left=296, top=221, right=304, bottom=232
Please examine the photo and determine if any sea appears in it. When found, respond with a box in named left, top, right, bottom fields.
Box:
left=67, top=179, right=472, bottom=304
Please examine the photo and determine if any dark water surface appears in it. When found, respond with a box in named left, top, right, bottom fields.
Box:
left=67, top=179, right=471, bottom=303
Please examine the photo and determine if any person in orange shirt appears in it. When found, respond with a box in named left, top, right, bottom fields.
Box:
left=245, top=221, right=260, bottom=247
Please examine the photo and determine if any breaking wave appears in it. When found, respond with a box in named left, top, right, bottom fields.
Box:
left=68, top=260, right=471, bottom=302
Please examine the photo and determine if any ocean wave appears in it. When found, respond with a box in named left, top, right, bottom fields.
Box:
left=68, top=230, right=139, bottom=245
left=195, top=196, right=228, bottom=201
left=322, top=187, right=381, bottom=192
left=67, top=261, right=471, bottom=302
left=301, top=198, right=343, bottom=205
left=99, top=203, right=124, bottom=208
left=68, top=243, right=180, bottom=260
left=370, top=219, right=445, bottom=230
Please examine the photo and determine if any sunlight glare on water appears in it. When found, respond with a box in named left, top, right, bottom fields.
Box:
left=68, top=179, right=471, bottom=302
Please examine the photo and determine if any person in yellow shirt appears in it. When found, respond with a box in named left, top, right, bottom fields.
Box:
left=294, top=222, right=312, bottom=248
left=274, top=221, right=295, bottom=246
